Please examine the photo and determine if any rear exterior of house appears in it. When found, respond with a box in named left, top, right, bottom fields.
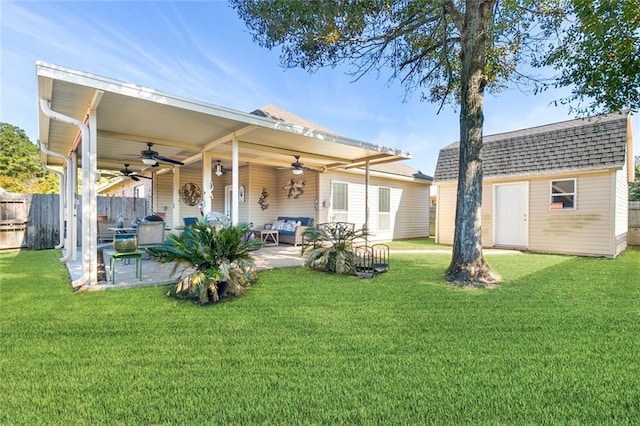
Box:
left=434, top=113, right=634, bottom=257
left=103, top=162, right=431, bottom=242
left=100, top=105, right=432, bottom=242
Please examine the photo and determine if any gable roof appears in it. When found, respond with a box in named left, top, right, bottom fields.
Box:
left=434, top=113, right=630, bottom=182
left=251, top=104, right=431, bottom=181
left=250, top=104, right=338, bottom=136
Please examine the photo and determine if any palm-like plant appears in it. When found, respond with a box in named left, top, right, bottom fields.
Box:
left=147, top=219, right=259, bottom=304
left=302, top=222, right=367, bottom=274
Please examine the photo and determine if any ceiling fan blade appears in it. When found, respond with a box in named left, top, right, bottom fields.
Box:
left=130, top=175, right=140, bottom=181
left=133, top=174, right=152, bottom=180
left=154, top=155, right=184, bottom=166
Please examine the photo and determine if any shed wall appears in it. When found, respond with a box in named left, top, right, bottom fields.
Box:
left=436, top=170, right=621, bottom=256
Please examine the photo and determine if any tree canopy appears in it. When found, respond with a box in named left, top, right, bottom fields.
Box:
left=231, top=0, right=639, bottom=285
left=0, top=122, right=59, bottom=194
left=541, top=0, right=640, bottom=115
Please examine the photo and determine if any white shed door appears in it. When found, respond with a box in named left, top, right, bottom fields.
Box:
left=494, top=183, right=528, bottom=247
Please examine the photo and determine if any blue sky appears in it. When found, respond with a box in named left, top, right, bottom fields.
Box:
left=1, top=1, right=638, bottom=176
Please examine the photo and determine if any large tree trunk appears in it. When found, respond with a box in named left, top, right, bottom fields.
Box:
left=445, top=0, right=500, bottom=286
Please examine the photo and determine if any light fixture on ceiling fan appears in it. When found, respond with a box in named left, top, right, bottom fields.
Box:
left=140, top=142, right=185, bottom=166
left=291, top=155, right=304, bottom=175
left=215, top=160, right=226, bottom=176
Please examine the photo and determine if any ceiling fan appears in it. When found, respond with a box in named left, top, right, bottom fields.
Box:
left=291, top=155, right=304, bottom=175
left=116, top=164, right=152, bottom=181
left=140, top=142, right=184, bottom=166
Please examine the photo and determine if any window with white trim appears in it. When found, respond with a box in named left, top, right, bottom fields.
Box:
left=332, top=182, right=349, bottom=222
left=550, top=179, right=576, bottom=210
left=378, top=187, right=391, bottom=230
left=134, top=185, right=145, bottom=199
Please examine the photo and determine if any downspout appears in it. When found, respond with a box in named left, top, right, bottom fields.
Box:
left=41, top=163, right=66, bottom=249
left=39, top=98, right=92, bottom=288
left=39, top=143, right=71, bottom=251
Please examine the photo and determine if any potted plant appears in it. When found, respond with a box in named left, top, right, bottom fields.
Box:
left=147, top=218, right=260, bottom=304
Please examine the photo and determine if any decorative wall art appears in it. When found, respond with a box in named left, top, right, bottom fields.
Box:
left=258, top=187, right=270, bottom=210
left=283, top=179, right=305, bottom=199
left=180, top=182, right=202, bottom=206
left=239, top=184, right=246, bottom=203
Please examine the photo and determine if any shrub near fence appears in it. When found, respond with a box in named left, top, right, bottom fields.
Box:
left=629, top=201, right=640, bottom=246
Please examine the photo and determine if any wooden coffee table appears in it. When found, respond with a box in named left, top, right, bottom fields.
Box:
left=251, top=229, right=279, bottom=247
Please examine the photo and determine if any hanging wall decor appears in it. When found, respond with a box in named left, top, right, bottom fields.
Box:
left=180, top=182, right=202, bottom=206
left=283, top=179, right=305, bottom=199
left=258, top=187, right=270, bottom=210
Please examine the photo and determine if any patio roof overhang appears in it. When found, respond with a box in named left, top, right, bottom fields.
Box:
left=36, top=62, right=411, bottom=174
left=36, top=61, right=414, bottom=290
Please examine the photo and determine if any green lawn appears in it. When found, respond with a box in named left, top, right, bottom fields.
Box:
left=1, top=248, right=639, bottom=424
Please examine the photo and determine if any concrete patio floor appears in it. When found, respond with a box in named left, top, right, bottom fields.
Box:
left=65, top=244, right=306, bottom=291
left=65, top=244, right=520, bottom=291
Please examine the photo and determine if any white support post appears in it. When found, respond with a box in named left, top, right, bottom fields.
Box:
left=232, top=135, right=239, bottom=225
left=202, top=151, right=212, bottom=217
left=172, top=166, right=181, bottom=227
left=365, top=160, right=370, bottom=245
left=70, top=152, right=78, bottom=261
left=85, top=111, right=98, bottom=286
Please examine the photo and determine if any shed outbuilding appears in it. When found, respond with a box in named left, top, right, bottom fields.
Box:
left=434, top=113, right=634, bottom=257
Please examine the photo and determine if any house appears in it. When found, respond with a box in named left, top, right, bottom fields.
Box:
left=37, top=62, right=431, bottom=288
left=433, top=113, right=634, bottom=257
left=100, top=135, right=432, bottom=243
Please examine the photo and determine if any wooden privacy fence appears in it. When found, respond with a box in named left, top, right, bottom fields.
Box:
left=0, top=194, right=146, bottom=250
left=629, top=201, right=640, bottom=246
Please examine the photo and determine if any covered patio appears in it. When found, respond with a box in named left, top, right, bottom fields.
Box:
left=66, top=244, right=305, bottom=291
left=37, top=62, right=414, bottom=289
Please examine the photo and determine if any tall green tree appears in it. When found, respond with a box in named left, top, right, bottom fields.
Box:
left=231, top=0, right=638, bottom=285
left=541, top=0, right=640, bottom=115
left=0, top=122, right=58, bottom=194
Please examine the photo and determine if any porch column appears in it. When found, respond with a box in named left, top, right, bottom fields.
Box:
left=202, top=151, right=213, bottom=217
left=68, top=152, right=78, bottom=261
left=231, top=135, right=239, bottom=225
left=364, top=160, right=370, bottom=245
left=85, top=110, right=98, bottom=285
left=172, top=166, right=181, bottom=227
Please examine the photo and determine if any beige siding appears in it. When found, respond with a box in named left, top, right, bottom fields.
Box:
left=614, top=166, right=628, bottom=254
left=391, top=180, right=430, bottom=240
left=316, top=171, right=429, bottom=241
left=246, top=164, right=279, bottom=228
left=155, top=172, right=175, bottom=228
left=435, top=183, right=456, bottom=245
left=437, top=171, right=620, bottom=256
left=104, top=163, right=429, bottom=239
left=482, top=183, right=494, bottom=247
left=528, top=172, right=614, bottom=256
left=273, top=169, right=318, bottom=221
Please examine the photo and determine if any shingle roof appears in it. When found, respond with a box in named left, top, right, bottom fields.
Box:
left=250, top=104, right=338, bottom=135
left=433, top=113, right=630, bottom=182
left=368, top=162, right=433, bottom=181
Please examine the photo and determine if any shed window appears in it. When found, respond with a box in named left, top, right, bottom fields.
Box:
left=550, top=179, right=576, bottom=210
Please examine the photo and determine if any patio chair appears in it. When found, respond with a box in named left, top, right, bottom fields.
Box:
left=136, top=221, right=166, bottom=258
left=97, top=220, right=115, bottom=243
left=183, top=217, right=198, bottom=226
